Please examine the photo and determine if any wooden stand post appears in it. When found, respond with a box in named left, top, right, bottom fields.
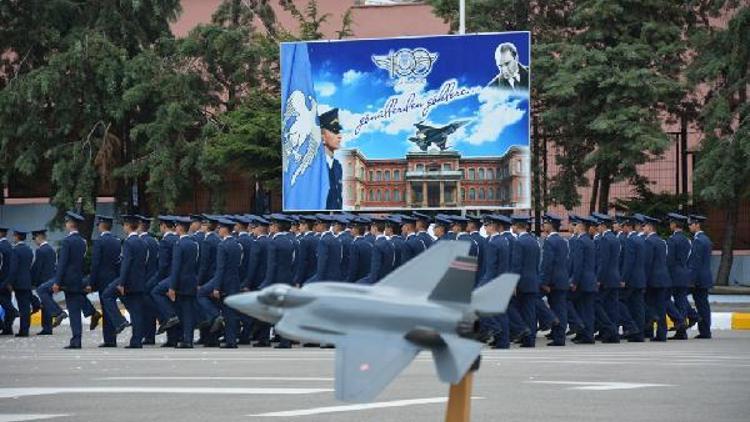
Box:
left=444, top=356, right=480, bottom=422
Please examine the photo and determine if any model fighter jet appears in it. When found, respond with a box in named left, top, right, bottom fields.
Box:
left=408, top=120, right=469, bottom=151
left=225, top=241, right=519, bottom=402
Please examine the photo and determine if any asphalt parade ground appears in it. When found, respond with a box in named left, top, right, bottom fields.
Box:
left=1, top=329, right=749, bottom=422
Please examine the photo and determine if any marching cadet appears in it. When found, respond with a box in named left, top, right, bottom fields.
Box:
left=241, top=216, right=272, bottom=347
left=570, top=216, right=597, bottom=344
left=386, top=215, right=407, bottom=268
left=363, top=218, right=375, bottom=245
left=466, top=215, right=487, bottom=283
left=198, top=218, right=243, bottom=348
left=31, top=229, right=56, bottom=335
left=593, top=213, right=621, bottom=343
left=102, top=214, right=148, bottom=348
left=0, top=225, right=16, bottom=335
left=564, top=216, right=584, bottom=337
left=292, top=215, right=318, bottom=286
left=510, top=215, right=540, bottom=348
left=261, top=214, right=296, bottom=348
left=137, top=215, right=159, bottom=345
left=196, top=215, right=221, bottom=346
left=358, top=216, right=394, bottom=285
left=87, top=216, right=122, bottom=347
left=413, top=212, right=434, bottom=249
left=643, top=216, right=671, bottom=342
left=688, top=214, right=713, bottom=339
left=495, top=214, right=531, bottom=343
left=306, top=215, right=343, bottom=283
left=540, top=214, right=570, bottom=346
left=334, top=216, right=353, bottom=282
left=149, top=216, right=180, bottom=347
left=450, top=216, right=477, bottom=256
left=39, top=211, right=87, bottom=349
left=478, top=214, right=511, bottom=348
left=665, top=212, right=693, bottom=340
left=401, top=216, right=427, bottom=260
left=432, top=215, right=453, bottom=241
left=620, top=215, right=647, bottom=342
left=165, top=217, right=200, bottom=348
left=8, top=229, right=34, bottom=337
left=189, top=214, right=205, bottom=243
left=344, top=217, right=371, bottom=283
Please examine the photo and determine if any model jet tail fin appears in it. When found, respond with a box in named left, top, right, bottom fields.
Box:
left=431, top=334, right=483, bottom=384
left=377, top=241, right=472, bottom=298
left=471, top=273, right=520, bottom=316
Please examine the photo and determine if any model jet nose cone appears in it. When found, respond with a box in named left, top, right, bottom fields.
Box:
left=224, top=292, right=259, bottom=315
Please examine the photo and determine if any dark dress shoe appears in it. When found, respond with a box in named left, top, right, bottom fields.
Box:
left=220, top=343, right=238, bottom=349
left=519, top=343, right=535, bottom=348
left=546, top=341, right=565, bottom=346
left=544, top=333, right=554, bottom=340
left=274, top=343, right=292, bottom=349
left=124, top=345, right=143, bottom=349
left=650, top=337, right=667, bottom=342
left=253, top=340, right=271, bottom=347
left=513, top=328, right=531, bottom=343
left=627, top=336, right=645, bottom=343
left=694, top=334, right=711, bottom=339
left=98, top=343, right=117, bottom=348
left=52, top=312, right=68, bottom=328
left=14, top=333, right=29, bottom=337
left=601, top=338, right=620, bottom=344
left=572, top=338, right=595, bottom=344
left=669, top=332, right=688, bottom=340
left=142, top=339, right=156, bottom=345
left=89, top=310, right=102, bottom=331
left=687, top=316, right=702, bottom=329
left=491, top=344, right=510, bottom=349
left=203, top=341, right=220, bottom=348
left=209, top=316, right=225, bottom=333
left=238, top=339, right=251, bottom=345
left=161, top=342, right=177, bottom=348
left=115, top=321, right=131, bottom=334
left=64, top=344, right=81, bottom=349
left=37, top=331, right=53, bottom=336
left=157, top=316, right=180, bottom=334
left=175, top=342, right=193, bottom=349
left=0, top=331, right=14, bottom=336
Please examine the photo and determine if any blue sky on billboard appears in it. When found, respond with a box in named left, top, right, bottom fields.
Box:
left=304, top=32, right=530, bottom=159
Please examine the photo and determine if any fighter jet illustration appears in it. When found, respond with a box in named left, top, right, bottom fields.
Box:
left=408, top=120, right=469, bottom=151
left=225, top=241, right=519, bottom=402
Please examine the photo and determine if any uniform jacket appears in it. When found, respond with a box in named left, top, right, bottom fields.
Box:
left=244, top=235, right=269, bottom=290
left=645, top=233, right=671, bottom=288
left=597, top=231, right=622, bottom=288
left=326, top=158, right=343, bottom=210
left=478, top=233, right=510, bottom=286
left=140, top=233, right=159, bottom=283
left=571, top=234, right=597, bottom=292
left=307, top=232, right=343, bottom=283
left=363, top=235, right=395, bottom=284
left=31, top=243, right=56, bottom=287
left=688, top=231, right=713, bottom=289
left=0, top=238, right=13, bottom=290
left=346, top=236, right=373, bottom=283
left=391, top=235, right=408, bottom=267
left=262, top=232, right=296, bottom=287
left=667, top=231, right=692, bottom=287
left=118, top=233, right=148, bottom=293
left=540, top=233, right=570, bottom=290
left=52, top=232, right=87, bottom=293
left=621, top=232, right=647, bottom=289
left=293, top=231, right=318, bottom=285
left=198, top=231, right=221, bottom=285
left=210, top=236, right=243, bottom=295
left=511, top=232, right=541, bottom=294
left=10, top=242, right=34, bottom=290
left=89, top=232, right=121, bottom=290
left=168, top=235, right=200, bottom=296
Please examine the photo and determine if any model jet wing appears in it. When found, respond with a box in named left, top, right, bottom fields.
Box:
left=335, top=333, right=420, bottom=402
left=377, top=241, right=472, bottom=297
left=471, top=273, right=520, bottom=316
left=431, top=334, right=483, bottom=384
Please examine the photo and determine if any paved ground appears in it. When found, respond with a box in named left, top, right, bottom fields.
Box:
left=1, top=329, right=749, bottom=422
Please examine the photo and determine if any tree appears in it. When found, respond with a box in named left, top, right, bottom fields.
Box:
left=688, top=5, right=749, bottom=285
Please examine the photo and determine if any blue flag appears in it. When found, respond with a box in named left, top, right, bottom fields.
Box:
left=281, top=42, right=330, bottom=211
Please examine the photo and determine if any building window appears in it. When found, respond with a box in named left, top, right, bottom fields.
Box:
left=369, top=170, right=374, bottom=182
left=517, top=182, right=522, bottom=196
left=368, top=190, right=374, bottom=201
left=348, top=186, right=354, bottom=199
left=468, top=168, right=475, bottom=180
left=394, top=170, right=400, bottom=180
left=376, top=171, right=382, bottom=181
left=416, top=164, right=424, bottom=172
left=384, top=170, right=391, bottom=181
left=479, top=188, right=485, bottom=200
left=488, top=188, right=494, bottom=200
left=478, top=168, right=485, bottom=180
left=496, top=168, right=501, bottom=179
left=412, top=183, right=423, bottom=203
left=516, top=160, right=522, bottom=174
left=444, top=184, right=453, bottom=202
left=487, top=169, right=494, bottom=180
left=461, top=188, right=466, bottom=201
left=443, top=163, right=451, bottom=171
left=384, top=190, right=390, bottom=201
left=469, top=188, right=476, bottom=200
left=394, top=190, right=400, bottom=201
left=360, top=189, right=364, bottom=201
left=359, top=167, right=364, bottom=180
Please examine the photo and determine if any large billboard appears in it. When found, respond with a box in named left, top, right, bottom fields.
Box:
left=281, top=32, right=531, bottom=211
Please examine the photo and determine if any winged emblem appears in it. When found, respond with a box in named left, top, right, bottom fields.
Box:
left=283, top=90, right=321, bottom=186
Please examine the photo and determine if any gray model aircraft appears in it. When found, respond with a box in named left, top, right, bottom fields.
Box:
left=408, top=120, right=469, bottom=151
left=224, top=241, right=519, bottom=403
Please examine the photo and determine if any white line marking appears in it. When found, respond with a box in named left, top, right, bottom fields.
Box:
left=0, top=416, right=68, bottom=422
left=527, top=381, right=674, bottom=390
left=247, top=397, right=484, bottom=417
left=95, top=376, right=333, bottom=381
left=0, top=387, right=332, bottom=399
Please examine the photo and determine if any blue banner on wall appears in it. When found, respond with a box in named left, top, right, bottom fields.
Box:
left=281, top=32, right=531, bottom=211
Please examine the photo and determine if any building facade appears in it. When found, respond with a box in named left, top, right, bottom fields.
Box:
left=340, top=146, right=529, bottom=210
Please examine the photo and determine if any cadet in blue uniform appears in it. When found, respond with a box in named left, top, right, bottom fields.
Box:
left=451, top=216, right=478, bottom=257
left=402, top=216, right=427, bottom=261
left=0, top=225, right=16, bottom=335
left=347, top=217, right=373, bottom=283
left=135, top=216, right=159, bottom=345
left=593, top=214, right=622, bottom=343
left=643, top=216, right=671, bottom=342
left=43, top=211, right=88, bottom=348
left=150, top=216, right=181, bottom=346
left=665, top=213, right=693, bottom=340
left=195, top=215, right=221, bottom=346
left=8, top=229, right=34, bottom=336
left=413, top=212, right=434, bottom=249
left=261, top=214, right=296, bottom=348
left=510, top=215, right=540, bottom=347
left=358, top=217, right=394, bottom=285
left=570, top=216, right=598, bottom=344
left=31, top=229, right=56, bottom=335
left=478, top=215, right=511, bottom=348
left=306, top=215, right=343, bottom=283
left=386, top=216, right=407, bottom=267
left=87, top=216, right=121, bottom=347
left=334, top=216, right=353, bottom=281
left=432, top=215, right=452, bottom=242
left=620, top=215, right=647, bottom=342
left=466, top=215, right=486, bottom=283
left=688, top=215, right=713, bottom=339
left=564, top=216, right=584, bottom=338
left=167, top=217, right=200, bottom=348
left=198, top=219, right=243, bottom=348
left=293, top=216, right=319, bottom=286
left=320, top=108, right=343, bottom=210
left=540, top=214, right=570, bottom=346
